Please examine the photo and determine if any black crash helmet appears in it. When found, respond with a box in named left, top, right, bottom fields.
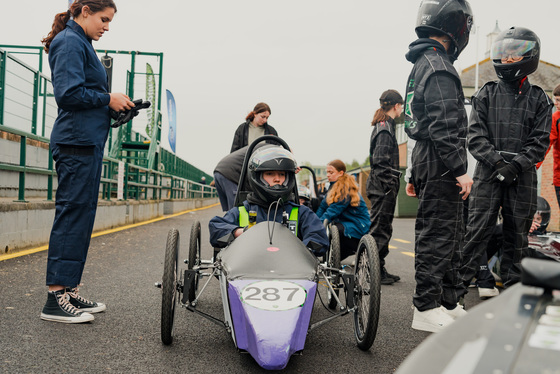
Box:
left=248, top=147, right=297, bottom=205
left=415, top=0, right=474, bottom=61
left=298, top=185, right=310, bottom=201
left=491, top=26, right=540, bottom=82
left=534, top=196, right=551, bottom=233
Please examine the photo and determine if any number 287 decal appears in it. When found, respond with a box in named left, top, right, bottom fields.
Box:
left=241, top=280, right=307, bottom=311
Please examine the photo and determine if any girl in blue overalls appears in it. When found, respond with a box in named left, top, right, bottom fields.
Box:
left=40, top=0, right=134, bottom=323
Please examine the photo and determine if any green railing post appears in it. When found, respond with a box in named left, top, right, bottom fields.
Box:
left=41, top=76, right=47, bottom=137
left=31, top=71, right=39, bottom=135
left=0, top=49, right=6, bottom=125
left=125, top=51, right=136, bottom=145
left=16, top=135, right=27, bottom=202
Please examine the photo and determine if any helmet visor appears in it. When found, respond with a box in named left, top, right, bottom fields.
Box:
left=491, top=39, right=538, bottom=63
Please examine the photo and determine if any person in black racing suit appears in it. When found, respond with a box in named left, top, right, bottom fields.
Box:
left=457, top=27, right=552, bottom=302
left=404, top=0, right=474, bottom=333
left=367, top=89, right=404, bottom=285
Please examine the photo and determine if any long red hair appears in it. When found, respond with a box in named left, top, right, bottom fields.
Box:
left=326, top=160, right=360, bottom=207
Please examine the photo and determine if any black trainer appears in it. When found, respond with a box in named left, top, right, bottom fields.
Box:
left=66, top=287, right=106, bottom=313
left=383, top=267, right=401, bottom=282
left=40, top=290, right=94, bottom=323
left=380, top=267, right=395, bottom=285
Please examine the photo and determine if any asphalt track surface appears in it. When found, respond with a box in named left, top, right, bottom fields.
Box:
left=0, top=204, right=484, bottom=373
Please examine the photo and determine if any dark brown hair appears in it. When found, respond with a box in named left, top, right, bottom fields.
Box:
left=246, top=102, right=271, bottom=121
left=41, top=0, right=117, bottom=53
left=328, top=159, right=346, bottom=173
left=371, top=89, right=403, bottom=126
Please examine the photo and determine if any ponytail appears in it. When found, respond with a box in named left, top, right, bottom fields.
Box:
left=41, top=0, right=117, bottom=54
left=371, top=108, right=391, bottom=126
left=41, top=11, right=71, bottom=53
left=372, top=89, right=403, bottom=126
left=245, top=111, right=256, bottom=121
left=245, top=102, right=271, bottom=121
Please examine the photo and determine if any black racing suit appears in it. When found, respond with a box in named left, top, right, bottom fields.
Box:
left=404, top=39, right=469, bottom=311
left=457, top=78, right=552, bottom=295
left=367, top=117, right=400, bottom=268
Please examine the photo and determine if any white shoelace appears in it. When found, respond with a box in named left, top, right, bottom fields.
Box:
left=67, top=287, right=92, bottom=305
left=56, top=292, right=81, bottom=315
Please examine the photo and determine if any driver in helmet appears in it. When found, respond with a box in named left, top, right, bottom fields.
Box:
left=298, top=185, right=312, bottom=208
left=458, top=27, right=553, bottom=304
left=209, top=147, right=329, bottom=255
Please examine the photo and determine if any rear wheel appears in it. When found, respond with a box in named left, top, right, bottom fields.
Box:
left=353, top=234, right=381, bottom=351
left=327, top=225, right=341, bottom=309
left=188, top=221, right=202, bottom=302
left=161, top=228, right=180, bottom=345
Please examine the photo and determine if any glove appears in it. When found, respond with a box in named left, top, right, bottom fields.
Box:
left=110, top=99, right=151, bottom=128
left=491, top=160, right=520, bottom=185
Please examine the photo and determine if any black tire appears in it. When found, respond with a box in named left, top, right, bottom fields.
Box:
left=353, top=234, right=381, bottom=351
left=188, top=221, right=201, bottom=302
left=327, top=224, right=341, bottom=309
left=161, top=228, right=180, bottom=345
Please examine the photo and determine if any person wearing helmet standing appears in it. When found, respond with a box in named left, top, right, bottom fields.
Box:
left=209, top=147, right=329, bottom=255
left=367, top=89, right=404, bottom=285
left=457, top=27, right=552, bottom=304
left=404, top=0, right=473, bottom=332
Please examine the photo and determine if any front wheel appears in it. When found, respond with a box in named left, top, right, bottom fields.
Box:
left=352, top=234, right=381, bottom=351
left=188, top=221, right=202, bottom=302
left=161, top=228, right=180, bottom=345
left=327, top=224, right=341, bottom=309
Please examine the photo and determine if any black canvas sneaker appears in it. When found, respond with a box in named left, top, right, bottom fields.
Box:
left=66, top=287, right=106, bottom=313
left=40, top=290, right=94, bottom=323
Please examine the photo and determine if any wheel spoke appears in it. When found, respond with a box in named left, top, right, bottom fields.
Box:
left=162, top=228, right=180, bottom=345
left=356, top=251, right=371, bottom=335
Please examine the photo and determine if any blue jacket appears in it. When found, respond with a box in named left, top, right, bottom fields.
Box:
left=209, top=201, right=329, bottom=254
left=316, top=195, right=370, bottom=239
left=49, top=20, right=111, bottom=148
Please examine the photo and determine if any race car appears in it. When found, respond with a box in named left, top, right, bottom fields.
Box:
left=395, top=257, right=560, bottom=374
left=156, top=136, right=382, bottom=370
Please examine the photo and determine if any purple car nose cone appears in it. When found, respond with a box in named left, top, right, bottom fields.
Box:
left=228, top=279, right=317, bottom=370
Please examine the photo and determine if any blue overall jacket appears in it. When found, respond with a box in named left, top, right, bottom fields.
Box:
left=49, top=19, right=111, bottom=148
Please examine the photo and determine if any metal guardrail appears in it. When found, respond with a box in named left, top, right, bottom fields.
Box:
left=0, top=46, right=217, bottom=202
left=0, top=127, right=217, bottom=202
left=100, top=156, right=216, bottom=201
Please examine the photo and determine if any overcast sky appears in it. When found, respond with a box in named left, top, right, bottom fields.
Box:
left=2, top=0, right=558, bottom=174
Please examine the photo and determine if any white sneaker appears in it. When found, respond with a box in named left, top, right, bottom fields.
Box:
left=412, top=306, right=455, bottom=333
left=478, top=287, right=499, bottom=299
left=441, top=304, right=467, bottom=319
